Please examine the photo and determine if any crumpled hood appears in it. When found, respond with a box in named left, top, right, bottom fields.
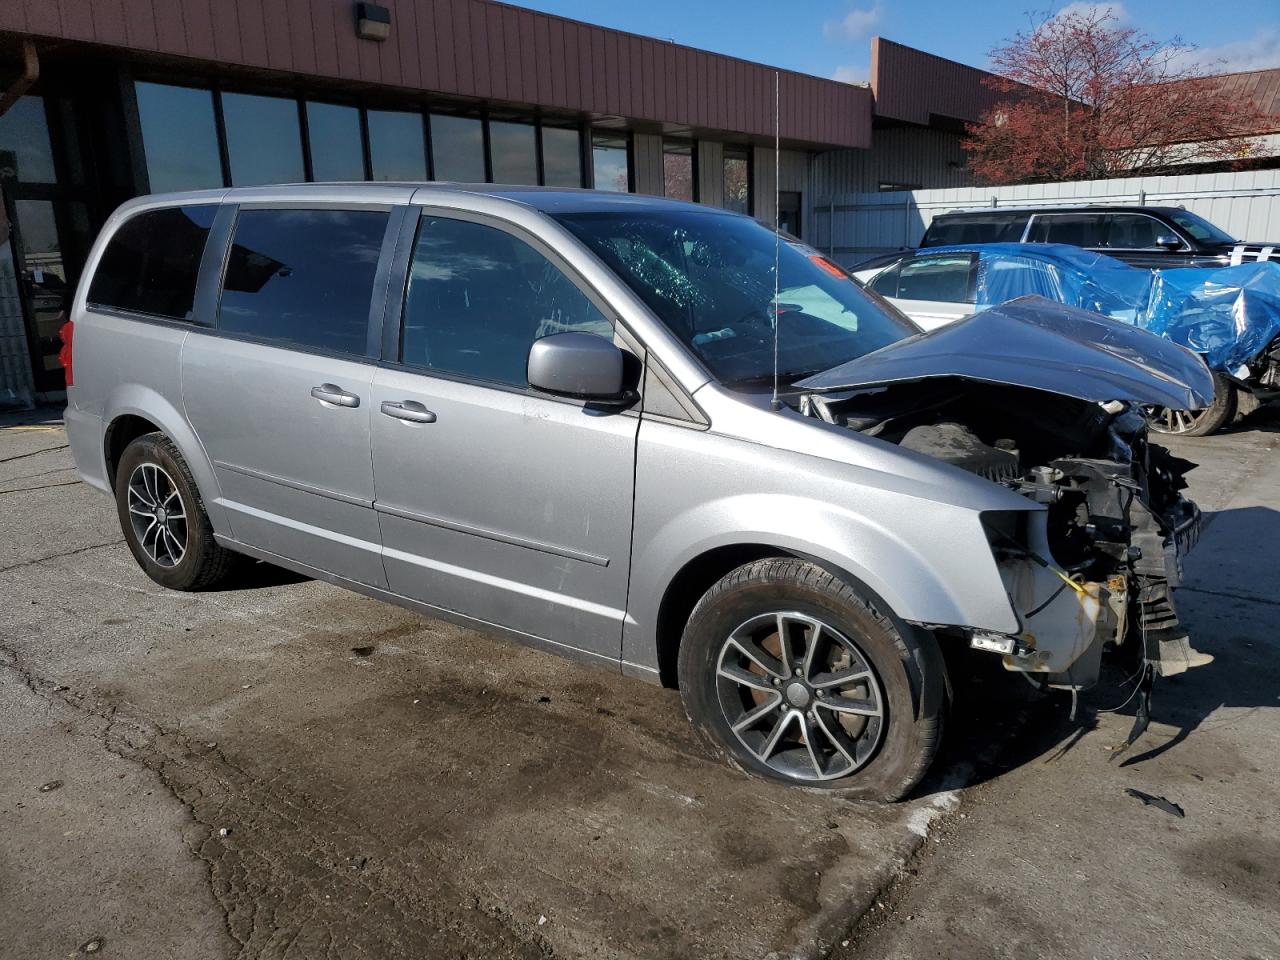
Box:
left=797, top=296, right=1214, bottom=411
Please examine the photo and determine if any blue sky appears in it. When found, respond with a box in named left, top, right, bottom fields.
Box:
left=512, top=1, right=1280, bottom=83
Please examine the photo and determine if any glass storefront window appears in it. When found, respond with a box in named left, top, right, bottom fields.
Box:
left=135, top=82, right=223, bottom=193
left=367, top=109, right=426, bottom=181
left=0, top=96, right=57, bottom=183
left=591, top=132, right=630, bottom=192
left=663, top=140, right=695, bottom=202
left=430, top=114, right=485, bottom=182
left=723, top=146, right=751, bottom=214
left=306, top=102, right=365, bottom=181
left=222, top=92, right=305, bottom=187
left=541, top=125, right=582, bottom=187
left=14, top=199, right=91, bottom=378
left=488, top=120, right=537, bottom=185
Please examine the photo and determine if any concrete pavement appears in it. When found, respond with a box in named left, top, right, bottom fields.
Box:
left=2, top=406, right=1277, bottom=959
left=0, top=409, right=956, bottom=960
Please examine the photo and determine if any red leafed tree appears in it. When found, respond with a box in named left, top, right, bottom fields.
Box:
left=964, top=6, right=1272, bottom=184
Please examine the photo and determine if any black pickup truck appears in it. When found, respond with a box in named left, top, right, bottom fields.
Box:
left=919, top=205, right=1279, bottom=269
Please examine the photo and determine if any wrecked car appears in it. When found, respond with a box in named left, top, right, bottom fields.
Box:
left=854, top=242, right=1280, bottom=435
left=66, top=186, right=1208, bottom=800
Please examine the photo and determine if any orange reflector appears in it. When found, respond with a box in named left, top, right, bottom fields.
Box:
left=809, top=255, right=848, bottom=279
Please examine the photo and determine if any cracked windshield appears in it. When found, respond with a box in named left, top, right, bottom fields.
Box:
left=556, top=210, right=917, bottom=385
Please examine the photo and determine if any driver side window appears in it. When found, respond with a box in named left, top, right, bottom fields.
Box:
left=401, top=216, right=613, bottom=387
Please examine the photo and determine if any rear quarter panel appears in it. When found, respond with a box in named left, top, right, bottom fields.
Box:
left=69, top=310, right=227, bottom=531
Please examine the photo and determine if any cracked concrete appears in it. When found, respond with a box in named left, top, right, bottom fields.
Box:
left=0, top=412, right=957, bottom=959
left=5, top=407, right=1276, bottom=959
left=0, top=657, right=231, bottom=960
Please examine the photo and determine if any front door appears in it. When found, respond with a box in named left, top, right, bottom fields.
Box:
left=182, top=206, right=395, bottom=587
left=370, top=212, right=639, bottom=661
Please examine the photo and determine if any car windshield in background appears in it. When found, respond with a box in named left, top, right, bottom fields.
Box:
left=555, top=209, right=918, bottom=385
left=1167, top=210, right=1236, bottom=245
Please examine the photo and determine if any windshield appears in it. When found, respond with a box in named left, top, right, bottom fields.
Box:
left=1167, top=209, right=1235, bottom=245
left=554, top=209, right=918, bottom=385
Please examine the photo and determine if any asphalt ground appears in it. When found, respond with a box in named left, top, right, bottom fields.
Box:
left=2, top=405, right=1276, bottom=959
left=0, top=408, right=957, bottom=960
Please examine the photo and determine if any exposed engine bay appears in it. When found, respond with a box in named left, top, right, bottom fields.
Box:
left=798, top=377, right=1203, bottom=700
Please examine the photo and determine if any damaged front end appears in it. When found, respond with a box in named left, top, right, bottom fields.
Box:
left=795, top=299, right=1214, bottom=701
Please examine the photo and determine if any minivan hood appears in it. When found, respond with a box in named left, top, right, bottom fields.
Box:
left=797, top=296, right=1213, bottom=411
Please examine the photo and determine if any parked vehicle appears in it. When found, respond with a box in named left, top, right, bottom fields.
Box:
left=66, top=185, right=1208, bottom=799
left=915, top=205, right=1280, bottom=270
left=853, top=243, right=1280, bottom=436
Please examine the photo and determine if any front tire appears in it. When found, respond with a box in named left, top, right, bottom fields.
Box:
left=114, top=432, right=237, bottom=590
left=1148, top=372, right=1236, bottom=437
left=677, top=558, right=946, bottom=801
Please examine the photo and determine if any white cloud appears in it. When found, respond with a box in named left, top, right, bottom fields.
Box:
left=832, top=64, right=870, bottom=85
left=1049, top=2, right=1129, bottom=24
left=1175, top=28, right=1280, bottom=74
left=824, top=4, right=881, bottom=43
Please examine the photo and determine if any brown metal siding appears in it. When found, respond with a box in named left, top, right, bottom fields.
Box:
left=1205, top=69, right=1280, bottom=132
left=0, top=0, right=870, bottom=147
left=870, top=37, right=1011, bottom=126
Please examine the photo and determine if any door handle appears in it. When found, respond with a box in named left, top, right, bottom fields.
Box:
left=381, top=400, right=437, bottom=424
left=311, top=384, right=361, bottom=408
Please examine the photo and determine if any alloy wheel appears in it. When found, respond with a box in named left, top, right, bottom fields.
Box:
left=126, top=462, right=188, bottom=568
left=715, top=611, right=886, bottom=782
left=1147, top=405, right=1205, bottom=435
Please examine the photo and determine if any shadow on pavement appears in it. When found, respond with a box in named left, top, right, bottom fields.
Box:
left=212, top=557, right=313, bottom=591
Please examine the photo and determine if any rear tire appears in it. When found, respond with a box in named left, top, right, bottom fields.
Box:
left=1148, top=372, right=1236, bottom=437
left=114, top=432, right=238, bottom=590
left=677, top=558, right=946, bottom=801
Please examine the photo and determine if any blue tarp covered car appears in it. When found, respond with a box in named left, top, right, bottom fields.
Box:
left=960, top=243, right=1280, bottom=372
left=856, top=242, right=1280, bottom=434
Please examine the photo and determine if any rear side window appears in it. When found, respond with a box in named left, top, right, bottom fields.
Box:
left=896, top=254, right=974, bottom=303
left=401, top=216, right=612, bottom=388
left=1026, top=214, right=1107, bottom=247
left=87, top=205, right=217, bottom=321
left=218, top=208, right=389, bottom=357
left=922, top=215, right=1027, bottom=246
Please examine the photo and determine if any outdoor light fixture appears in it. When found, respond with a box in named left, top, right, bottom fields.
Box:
left=355, top=3, right=390, bottom=41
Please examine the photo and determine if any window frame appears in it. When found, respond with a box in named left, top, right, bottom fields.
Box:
left=721, top=144, right=753, bottom=215
left=381, top=206, right=642, bottom=407
left=126, top=74, right=591, bottom=195
left=589, top=129, right=634, bottom=193
left=199, top=201, right=405, bottom=364
left=539, top=122, right=586, bottom=188
left=661, top=138, right=698, bottom=203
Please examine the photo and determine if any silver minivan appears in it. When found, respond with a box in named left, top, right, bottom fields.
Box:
left=65, top=184, right=1210, bottom=799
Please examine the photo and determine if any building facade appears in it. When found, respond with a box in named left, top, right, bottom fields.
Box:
left=6, top=2, right=1269, bottom=403
left=1, top=0, right=888, bottom=401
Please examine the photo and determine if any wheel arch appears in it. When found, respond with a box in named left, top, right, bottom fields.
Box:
left=101, top=386, right=228, bottom=533
left=652, top=542, right=933, bottom=692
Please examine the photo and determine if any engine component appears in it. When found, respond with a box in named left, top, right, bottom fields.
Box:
left=899, top=422, right=1020, bottom=483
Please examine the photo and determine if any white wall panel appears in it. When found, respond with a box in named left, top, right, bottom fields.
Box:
left=814, top=168, right=1280, bottom=265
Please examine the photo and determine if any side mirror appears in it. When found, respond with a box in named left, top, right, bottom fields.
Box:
left=1155, top=234, right=1183, bottom=250
left=528, top=332, right=635, bottom=405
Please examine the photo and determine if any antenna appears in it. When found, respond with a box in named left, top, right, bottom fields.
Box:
left=770, top=70, right=782, bottom=412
